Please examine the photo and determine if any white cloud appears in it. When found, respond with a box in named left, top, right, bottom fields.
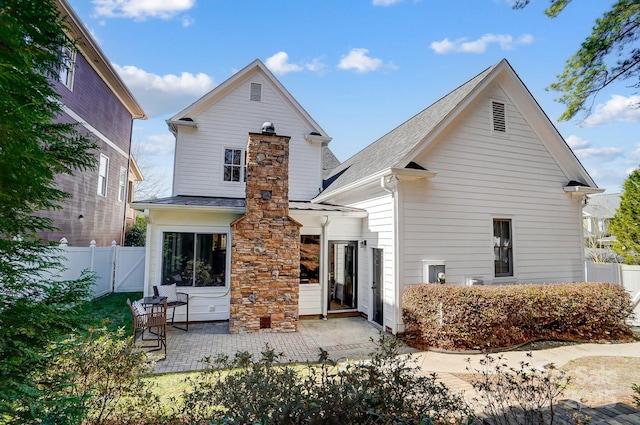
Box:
left=372, top=0, right=404, bottom=5
left=573, top=147, right=623, bottom=161
left=338, top=48, right=383, bottom=73
left=565, top=134, right=590, bottom=149
left=430, top=33, right=534, bottom=54
left=113, top=64, right=215, bottom=117
left=305, top=57, right=328, bottom=74
left=92, top=0, right=195, bottom=20
left=140, top=133, right=175, bottom=156
left=265, top=52, right=303, bottom=76
left=565, top=134, right=623, bottom=161
left=582, top=94, right=640, bottom=127
left=181, top=15, right=195, bottom=27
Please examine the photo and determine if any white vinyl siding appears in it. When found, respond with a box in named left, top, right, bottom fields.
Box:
left=401, top=85, right=583, bottom=286
left=97, top=154, right=109, bottom=196
left=147, top=209, right=242, bottom=322
left=172, top=74, right=322, bottom=200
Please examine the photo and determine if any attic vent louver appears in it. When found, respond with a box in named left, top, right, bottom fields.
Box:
left=250, top=82, right=262, bottom=101
left=492, top=101, right=506, bottom=132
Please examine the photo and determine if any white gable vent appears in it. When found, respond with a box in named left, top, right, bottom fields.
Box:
left=491, top=100, right=506, bottom=133
left=250, top=82, right=262, bottom=101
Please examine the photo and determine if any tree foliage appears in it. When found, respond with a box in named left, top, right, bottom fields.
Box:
left=610, top=169, right=640, bottom=264
left=514, top=0, right=640, bottom=121
left=0, top=0, right=97, bottom=421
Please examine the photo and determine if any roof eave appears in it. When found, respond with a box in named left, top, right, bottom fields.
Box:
left=130, top=202, right=245, bottom=213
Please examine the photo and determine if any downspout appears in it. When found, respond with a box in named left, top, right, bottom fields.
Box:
left=380, top=175, right=400, bottom=333
left=579, top=194, right=588, bottom=282
left=321, top=215, right=331, bottom=319
left=142, top=209, right=152, bottom=297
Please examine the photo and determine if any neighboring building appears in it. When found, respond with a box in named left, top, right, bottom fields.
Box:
left=583, top=193, right=621, bottom=262
left=39, top=0, right=146, bottom=247
left=133, top=58, right=601, bottom=334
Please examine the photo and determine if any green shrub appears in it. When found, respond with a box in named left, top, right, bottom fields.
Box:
left=467, top=353, right=577, bottom=425
left=41, top=327, right=167, bottom=425
left=176, top=336, right=473, bottom=424
left=402, top=282, right=634, bottom=351
left=124, top=216, right=146, bottom=247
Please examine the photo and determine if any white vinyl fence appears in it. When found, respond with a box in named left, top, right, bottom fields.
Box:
left=585, top=261, right=640, bottom=326
left=57, top=239, right=145, bottom=299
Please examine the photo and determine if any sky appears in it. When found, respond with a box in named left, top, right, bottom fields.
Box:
left=66, top=0, right=639, bottom=198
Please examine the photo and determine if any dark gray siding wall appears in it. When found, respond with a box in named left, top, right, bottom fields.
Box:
left=40, top=52, right=134, bottom=246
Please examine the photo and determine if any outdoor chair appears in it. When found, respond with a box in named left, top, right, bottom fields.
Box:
left=153, top=284, right=189, bottom=331
left=127, top=298, right=167, bottom=356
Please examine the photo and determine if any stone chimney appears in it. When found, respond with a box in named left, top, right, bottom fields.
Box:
left=229, top=127, right=301, bottom=333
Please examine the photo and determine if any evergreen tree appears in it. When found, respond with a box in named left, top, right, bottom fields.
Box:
left=610, top=169, right=640, bottom=264
left=0, top=0, right=97, bottom=422
left=514, top=0, right=640, bottom=122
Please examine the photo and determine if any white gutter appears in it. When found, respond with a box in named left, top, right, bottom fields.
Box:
left=130, top=202, right=245, bottom=214
left=321, top=216, right=331, bottom=319
left=315, top=167, right=436, bottom=203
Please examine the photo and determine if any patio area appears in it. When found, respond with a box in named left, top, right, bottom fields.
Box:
left=150, top=316, right=412, bottom=374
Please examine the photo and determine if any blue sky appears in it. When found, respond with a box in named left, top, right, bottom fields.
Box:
left=66, top=0, right=638, bottom=198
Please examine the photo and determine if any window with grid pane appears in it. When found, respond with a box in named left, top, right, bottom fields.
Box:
left=224, top=148, right=245, bottom=182
left=97, top=154, right=109, bottom=196
left=493, top=219, right=513, bottom=277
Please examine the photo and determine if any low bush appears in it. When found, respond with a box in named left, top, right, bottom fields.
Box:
left=402, top=282, right=634, bottom=351
left=175, top=336, right=473, bottom=424
left=466, top=353, right=572, bottom=425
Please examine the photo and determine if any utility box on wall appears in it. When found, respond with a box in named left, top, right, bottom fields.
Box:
left=422, top=260, right=445, bottom=284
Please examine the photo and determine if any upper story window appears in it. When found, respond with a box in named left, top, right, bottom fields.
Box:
left=118, top=167, right=127, bottom=202
left=493, top=219, right=513, bottom=277
left=250, top=82, right=262, bottom=101
left=97, top=154, right=109, bottom=196
left=223, top=148, right=246, bottom=182
left=59, top=45, right=76, bottom=90
left=491, top=100, right=507, bottom=133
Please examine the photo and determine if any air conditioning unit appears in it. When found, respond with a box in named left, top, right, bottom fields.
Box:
left=422, top=261, right=445, bottom=284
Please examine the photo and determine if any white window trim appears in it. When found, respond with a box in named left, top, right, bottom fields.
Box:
left=156, top=225, right=231, bottom=290
left=492, top=217, right=516, bottom=280
left=59, top=46, right=76, bottom=90
left=118, top=166, right=127, bottom=202
left=490, top=98, right=509, bottom=136
left=97, top=154, right=109, bottom=197
left=221, top=146, right=246, bottom=184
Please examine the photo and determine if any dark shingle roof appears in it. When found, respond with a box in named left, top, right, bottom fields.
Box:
left=321, top=63, right=498, bottom=196
left=132, top=196, right=364, bottom=214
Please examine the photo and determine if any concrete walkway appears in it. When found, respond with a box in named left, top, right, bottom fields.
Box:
left=144, top=317, right=640, bottom=424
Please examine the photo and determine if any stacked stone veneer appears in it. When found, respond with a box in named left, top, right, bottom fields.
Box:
left=229, top=132, right=301, bottom=333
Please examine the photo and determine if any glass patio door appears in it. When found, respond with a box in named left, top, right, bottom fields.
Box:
left=328, top=241, right=358, bottom=311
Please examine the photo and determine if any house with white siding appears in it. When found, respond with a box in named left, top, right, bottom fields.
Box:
left=133, top=58, right=602, bottom=334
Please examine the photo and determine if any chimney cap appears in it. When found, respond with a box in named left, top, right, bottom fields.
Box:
left=261, top=122, right=275, bottom=134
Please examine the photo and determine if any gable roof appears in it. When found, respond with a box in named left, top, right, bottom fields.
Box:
left=316, top=59, right=598, bottom=201
left=166, top=59, right=330, bottom=141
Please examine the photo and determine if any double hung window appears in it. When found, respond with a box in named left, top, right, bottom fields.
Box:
left=223, top=148, right=245, bottom=182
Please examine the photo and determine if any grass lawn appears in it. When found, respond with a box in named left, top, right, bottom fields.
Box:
left=80, top=291, right=142, bottom=335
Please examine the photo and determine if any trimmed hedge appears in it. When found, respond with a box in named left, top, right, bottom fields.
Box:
left=402, top=282, right=634, bottom=351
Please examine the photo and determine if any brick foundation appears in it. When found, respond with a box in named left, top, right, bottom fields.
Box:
left=229, top=131, right=301, bottom=333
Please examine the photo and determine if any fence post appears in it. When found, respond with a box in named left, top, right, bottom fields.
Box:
left=59, top=237, right=68, bottom=247
left=110, top=240, right=117, bottom=293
